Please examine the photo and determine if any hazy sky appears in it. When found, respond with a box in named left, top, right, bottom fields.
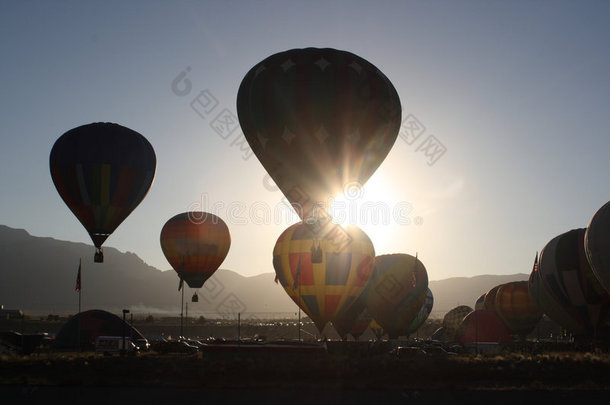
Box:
left=1, top=1, right=609, bottom=281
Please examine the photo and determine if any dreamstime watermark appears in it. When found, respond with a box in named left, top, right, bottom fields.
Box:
left=186, top=184, right=423, bottom=228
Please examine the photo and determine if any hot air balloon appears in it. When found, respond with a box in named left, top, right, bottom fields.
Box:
left=442, top=305, right=473, bottom=342
left=585, top=201, right=610, bottom=294
left=483, top=285, right=500, bottom=314
left=237, top=48, right=401, bottom=221
left=474, top=293, right=486, bottom=310
left=457, top=309, right=512, bottom=345
left=50, top=122, right=156, bottom=262
left=405, top=288, right=434, bottom=336
left=364, top=254, right=429, bottom=339
left=532, top=228, right=610, bottom=337
left=273, top=222, right=375, bottom=333
left=493, top=281, right=542, bottom=338
left=160, top=212, right=231, bottom=291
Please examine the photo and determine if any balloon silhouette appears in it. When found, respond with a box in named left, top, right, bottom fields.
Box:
left=237, top=47, right=401, bottom=220
left=160, top=212, right=231, bottom=289
left=493, top=281, right=542, bottom=338
left=273, top=222, right=375, bottom=332
left=364, top=254, right=429, bottom=339
left=585, top=201, right=610, bottom=294
left=531, top=228, right=610, bottom=337
left=405, top=288, right=434, bottom=336
left=50, top=122, right=156, bottom=262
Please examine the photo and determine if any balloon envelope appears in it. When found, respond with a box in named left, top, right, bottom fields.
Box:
left=585, top=201, right=610, bottom=294
left=50, top=122, right=156, bottom=260
left=273, top=222, right=375, bottom=332
left=442, top=305, right=473, bottom=342
left=405, top=288, right=434, bottom=335
left=237, top=48, right=401, bottom=220
left=474, top=293, right=486, bottom=310
left=160, top=212, right=231, bottom=289
left=533, top=228, right=610, bottom=337
left=458, top=309, right=512, bottom=345
left=494, top=281, right=542, bottom=337
left=364, top=254, right=429, bottom=339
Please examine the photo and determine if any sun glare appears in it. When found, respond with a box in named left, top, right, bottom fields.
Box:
left=329, top=176, right=404, bottom=251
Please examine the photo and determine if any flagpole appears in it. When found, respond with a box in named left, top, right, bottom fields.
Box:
left=78, top=258, right=82, bottom=315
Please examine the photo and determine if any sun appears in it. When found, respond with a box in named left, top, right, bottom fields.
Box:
left=328, top=176, right=402, bottom=251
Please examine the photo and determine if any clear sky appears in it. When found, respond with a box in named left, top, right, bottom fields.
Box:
left=1, top=0, right=609, bottom=281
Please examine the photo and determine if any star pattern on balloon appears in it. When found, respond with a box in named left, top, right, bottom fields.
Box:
left=282, top=127, right=296, bottom=144
left=314, top=57, right=330, bottom=71
left=349, top=61, right=363, bottom=75
left=314, top=126, right=330, bottom=144
left=281, top=59, right=295, bottom=72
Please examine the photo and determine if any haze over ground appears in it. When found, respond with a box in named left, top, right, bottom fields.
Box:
left=1, top=1, right=609, bottom=281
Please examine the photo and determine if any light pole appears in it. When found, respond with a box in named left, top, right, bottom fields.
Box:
left=122, top=309, right=130, bottom=355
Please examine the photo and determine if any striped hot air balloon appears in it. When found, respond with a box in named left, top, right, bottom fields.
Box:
left=405, top=288, right=434, bottom=336
left=493, top=281, right=542, bottom=338
left=458, top=309, right=512, bottom=345
left=50, top=122, right=156, bottom=262
left=585, top=201, right=610, bottom=294
left=160, top=212, right=231, bottom=289
left=532, top=228, right=610, bottom=337
left=273, top=222, right=375, bottom=332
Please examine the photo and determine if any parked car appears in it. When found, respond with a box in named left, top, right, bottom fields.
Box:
left=151, top=340, right=198, bottom=354
left=396, top=346, right=427, bottom=359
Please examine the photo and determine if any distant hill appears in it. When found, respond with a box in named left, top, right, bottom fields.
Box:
left=0, top=225, right=528, bottom=318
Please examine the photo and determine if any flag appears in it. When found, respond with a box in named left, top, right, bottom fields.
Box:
left=528, top=251, right=538, bottom=290
left=178, top=261, right=185, bottom=291
left=75, top=261, right=81, bottom=292
left=293, top=256, right=302, bottom=289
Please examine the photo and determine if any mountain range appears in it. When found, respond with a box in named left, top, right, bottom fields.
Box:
left=0, top=225, right=528, bottom=318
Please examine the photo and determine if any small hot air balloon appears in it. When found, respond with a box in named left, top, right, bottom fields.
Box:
left=405, top=288, right=434, bottom=336
left=532, top=228, right=610, bottom=337
left=442, top=305, right=473, bottom=342
left=237, top=48, right=401, bottom=221
left=585, top=201, right=610, bottom=294
left=364, top=254, right=429, bottom=339
left=273, top=222, right=375, bottom=333
left=493, top=281, right=542, bottom=338
left=160, top=212, right=231, bottom=290
left=50, top=122, right=156, bottom=262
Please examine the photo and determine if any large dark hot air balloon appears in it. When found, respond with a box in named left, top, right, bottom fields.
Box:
left=364, top=254, right=429, bottom=339
left=50, top=122, right=156, bottom=262
left=160, top=212, right=231, bottom=290
left=532, top=228, right=610, bottom=337
left=237, top=48, right=401, bottom=221
left=585, top=201, right=610, bottom=294
left=273, top=222, right=375, bottom=333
